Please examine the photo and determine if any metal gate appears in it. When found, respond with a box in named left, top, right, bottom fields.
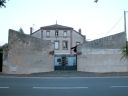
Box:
left=54, top=55, right=77, bottom=70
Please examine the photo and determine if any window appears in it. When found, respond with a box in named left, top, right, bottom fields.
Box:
left=76, top=42, right=80, bottom=45
left=63, top=31, right=67, bottom=37
left=55, top=30, right=59, bottom=37
left=63, top=41, right=68, bottom=50
left=46, top=31, right=50, bottom=37
left=54, top=41, right=59, bottom=50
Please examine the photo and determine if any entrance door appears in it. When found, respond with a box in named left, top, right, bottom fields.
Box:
left=54, top=55, right=77, bottom=70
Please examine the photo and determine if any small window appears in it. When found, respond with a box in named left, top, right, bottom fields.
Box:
left=63, top=31, right=67, bottom=37
left=46, top=31, right=50, bottom=37
left=63, top=41, right=68, bottom=50
left=54, top=41, right=59, bottom=50
left=55, top=30, right=59, bottom=37
left=76, top=42, right=80, bottom=45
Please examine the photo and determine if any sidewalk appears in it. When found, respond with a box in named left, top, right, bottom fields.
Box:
left=1, top=71, right=128, bottom=77
left=30, top=71, right=128, bottom=77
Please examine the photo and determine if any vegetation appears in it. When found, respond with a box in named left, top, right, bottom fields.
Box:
left=0, top=43, right=8, bottom=53
left=121, top=41, right=128, bottom=60
left=19, top=28, right=24, bottom=34
left=0, top=46, right=2, bottom=54
left=94, top=0, right=98, bottom=3
left=0, top=0, right=7, bottom=8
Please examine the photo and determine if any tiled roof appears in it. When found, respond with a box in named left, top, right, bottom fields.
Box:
left=41, top=24, right=73, bottom=30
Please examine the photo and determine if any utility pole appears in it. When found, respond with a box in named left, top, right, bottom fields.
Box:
left=124, top=11, right=128, bottom=41
left=124, top=11, right=127, bottom=34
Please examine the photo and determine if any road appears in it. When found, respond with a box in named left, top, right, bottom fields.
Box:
left=0, top=76, right=128, bottom=96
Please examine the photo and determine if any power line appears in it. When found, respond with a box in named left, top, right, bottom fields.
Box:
left=105, top=15, right=123, bottom=36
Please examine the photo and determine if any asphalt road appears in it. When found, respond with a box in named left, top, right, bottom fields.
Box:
left=0, top=76, right=128, bottom=96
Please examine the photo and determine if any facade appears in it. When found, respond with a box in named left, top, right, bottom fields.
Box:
left=2, top=24, right=128, bottom=74
left=31, top=24, right=86, bottom=70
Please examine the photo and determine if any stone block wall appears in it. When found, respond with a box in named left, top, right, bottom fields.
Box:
left=77, top=48, right=128, bottom=73
left=77, top=32, right=128, bottom=73
left=3, top=29, right=54, bottom=74
left=84, top=32, right=126, bottom=49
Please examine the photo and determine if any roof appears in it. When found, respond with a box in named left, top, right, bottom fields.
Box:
left=41, top=24, right=73, bottom=30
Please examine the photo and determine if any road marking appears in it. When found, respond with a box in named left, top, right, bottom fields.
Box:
left=32, top=87, right=88, bottom=89
left=1, top=76, right=128, bottom=79
left=111, top=86, right=128, bottom=88
left=0, top=87, right=10, bottom=89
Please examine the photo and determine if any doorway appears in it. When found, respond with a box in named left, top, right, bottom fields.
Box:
left=54, top=55, right=77, bottom=70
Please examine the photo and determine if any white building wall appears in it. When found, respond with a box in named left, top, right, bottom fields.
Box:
left=42, top=29, right=71, bottom=54
left=72, top=30, right=85, bottom=47
left=43, top=30, right=71, bottom=39
left=31, top=28, right=85, bottom=55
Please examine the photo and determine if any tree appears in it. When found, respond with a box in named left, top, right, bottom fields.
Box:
left=94, top=0, right=99, bottom=3
left=0, top=43, right=8, bottom=54
left=0, top=46, right=2, bottom=54
left=121, top=41, right=128, bottom=60
left=0, top=0, right=7, bottom=8
left=19, top=28, right=24, bottom=34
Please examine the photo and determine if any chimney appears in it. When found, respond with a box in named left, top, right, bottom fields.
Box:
left=83, top=35, right=86, bottom=41
left=78, top=28, right=81, bottom=34
left=30, top=27, right=33, bottom=35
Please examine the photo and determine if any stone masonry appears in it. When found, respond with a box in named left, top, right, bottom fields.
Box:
left=77, top=32, right=128, bottom=73
left=3, top=29, right=54, bottom=74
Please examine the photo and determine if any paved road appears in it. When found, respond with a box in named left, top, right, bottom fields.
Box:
left=0, top=76, right=128, bottom=96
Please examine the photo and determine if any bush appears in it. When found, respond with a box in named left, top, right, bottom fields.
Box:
left=121, top=41, right=128, bottom=59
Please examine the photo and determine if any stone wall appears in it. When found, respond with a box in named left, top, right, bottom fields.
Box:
left=77, top=32, right=128, bottom=73
left=3, top=29, right=54, bottom=74
left=77, top=48, right=128, bottom=72
left=84, top=32, right=126, bottom=49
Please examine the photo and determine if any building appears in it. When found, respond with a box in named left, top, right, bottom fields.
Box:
left=31, top=24, right=86, bottom=70
left=2, top=24, right=128, bottom=74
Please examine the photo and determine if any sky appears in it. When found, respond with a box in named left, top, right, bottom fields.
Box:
left=0, top=0, right=128, bottom=45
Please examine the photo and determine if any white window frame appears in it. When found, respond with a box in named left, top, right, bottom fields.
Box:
left=76, top=42, right=80, bottom=46
left=54, top=41, right=59, bottom=50
left=63, top=31, right=67, bottom=37
left=46, top=31, right=50, bottom=37
left=63, top=41, right=68, bottom=50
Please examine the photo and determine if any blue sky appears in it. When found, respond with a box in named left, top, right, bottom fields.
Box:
left=0, top=0, right=128, bottom=45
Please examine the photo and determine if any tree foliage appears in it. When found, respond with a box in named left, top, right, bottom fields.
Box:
left=19, top=28, right=24, bottom=34
left=94, top=0, right=98, bottom=3
left=0, top=43, right=8, bottom=53
left=0, top=0, right=6, bottom=8
left=0, top=46, right=2, bottom=54
left=121, top=41, right=128, bottom=60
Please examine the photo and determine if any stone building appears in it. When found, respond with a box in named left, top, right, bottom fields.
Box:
left=31, top=24, right=85, bottom=70
left=2, top=24, right=128, bottom=74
